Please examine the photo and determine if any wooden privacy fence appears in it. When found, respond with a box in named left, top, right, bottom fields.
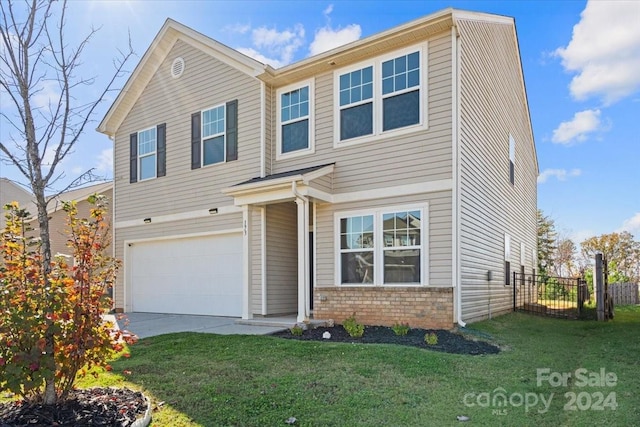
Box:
left=609, top=283, right=639, bottom=305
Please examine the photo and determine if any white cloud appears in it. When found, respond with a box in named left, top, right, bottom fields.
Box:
left=309, top=3, right=361, bottom=56
left=309, top=24, right=361, bottom=56
left=224, top=23, right=251, bottom=35
left=620, top=213, right=640, bottom=235
left=250, top=24, right=305, bottom=66
left=236, top=47, right=285, bottom=69
left=554, top=1, right=640, bottom=104
left=552, top=109, right=601, bottom=144
left=323, top=4, right=334, bottom=16
left=537, top=168, right=581, bottom=184
left=95, top=148, right=113, bottom=174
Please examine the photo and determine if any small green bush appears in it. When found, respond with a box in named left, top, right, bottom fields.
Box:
left=343, top=313, right=365, bottom=338
left=391, top=322, right=410, bottom=336
left=424, top=332, right=438, bottom=345
left=290, top=325, right=304, bottom=336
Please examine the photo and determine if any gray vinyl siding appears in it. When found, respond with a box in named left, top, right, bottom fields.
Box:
left=457, top=19, right=537, bottom=323
left=265, top=202, right=298, bottom=314
left=114, top=39, right=262, bottom=222
left=268, top=31, right=453, bottom=194
left=314, top=192, right=453, bottom=288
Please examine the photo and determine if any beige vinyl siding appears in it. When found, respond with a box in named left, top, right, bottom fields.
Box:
left=113, top=39, right=262, bottom=222
left=111, top=40, right=264, bottom=311
left=113, top=212, right=242, bottom=310
left=265, top=202, right=298, bottom=314
left=268, top=31, right=453, bottom=194
left=457, top=19, right=537, bottom=323
left=314, top=191, right=452, bottom=288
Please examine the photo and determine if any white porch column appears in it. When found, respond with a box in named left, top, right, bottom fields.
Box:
left=295, top=197, right=309, bottom=322
left=242, top=205, right=253, bottom=320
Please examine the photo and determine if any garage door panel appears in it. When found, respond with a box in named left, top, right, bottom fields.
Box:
left=130, top=233, right=242, bottom=316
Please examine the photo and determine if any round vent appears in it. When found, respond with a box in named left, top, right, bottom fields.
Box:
left=171, top=57, right=185, bottom=78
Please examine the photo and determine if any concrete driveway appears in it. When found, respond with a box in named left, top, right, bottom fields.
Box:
left=113, top=313, right=288, bottom=339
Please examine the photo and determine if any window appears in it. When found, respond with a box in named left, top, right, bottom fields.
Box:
left=340, top=215, right=374, bottom=284
left=504, top=234, right=511, bottom=286
left=382, top=210, right=421, bottom=283
left=277, top=81, right=313, bottom=157
left=382, top=52, right=420, bottom=131
left=129, top=124, right=166, bottom=183
left=339, top=66, right=373, bottom=140
left=191, top=100, right=238, bottom=169
left=337, top=206, right=426, bottom=286
left=334, top=45, right=424, bottom=146
left=202, top=105, right=225, bottom=166
left=509, top=134, right=515, bottom=185
left=138, top=127, right=156, bottom=180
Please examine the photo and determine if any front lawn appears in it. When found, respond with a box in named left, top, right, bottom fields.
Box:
left=30, top=307, right=640, bottom=425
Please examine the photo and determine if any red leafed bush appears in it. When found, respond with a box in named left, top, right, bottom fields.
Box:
left=0, top=195, right=136, bottom=401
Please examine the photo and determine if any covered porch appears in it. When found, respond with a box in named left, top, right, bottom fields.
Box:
left=222, top=163, right=334, bottom=323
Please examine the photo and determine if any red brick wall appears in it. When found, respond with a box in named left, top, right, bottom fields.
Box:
left=313, top=287, right=454, bottom=330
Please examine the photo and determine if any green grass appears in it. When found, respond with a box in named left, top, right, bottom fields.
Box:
left=6, top=306, right=640, bottom=426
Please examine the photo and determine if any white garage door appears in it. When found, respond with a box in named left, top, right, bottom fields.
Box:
left=129, top=233, right=243, bottom=316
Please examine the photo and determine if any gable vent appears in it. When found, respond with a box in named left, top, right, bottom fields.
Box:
left=171, top=57, right=185, bottom=78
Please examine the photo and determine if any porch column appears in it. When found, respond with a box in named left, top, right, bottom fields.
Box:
left=242, top=205, right=253, bottom=320
left=295, top=197, right=309, bottom=322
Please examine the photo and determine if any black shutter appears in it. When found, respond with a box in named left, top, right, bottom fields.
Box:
left=129, top=133, right=137, bottom=183
left=191, top=112, right=201, bottom=169
left=226, top=99, right=238, bottom=161
left=157, top=123, right=166, bottom=177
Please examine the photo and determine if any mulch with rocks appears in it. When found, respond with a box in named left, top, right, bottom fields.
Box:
left=0, top=387, right=148, bottom=427
left=271, top=325, right=500, bottom=355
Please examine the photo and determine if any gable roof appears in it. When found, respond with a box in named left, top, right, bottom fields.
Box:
left=98, top=18, right=269, bottom=137
left=47, top=181, right=113, bottom=214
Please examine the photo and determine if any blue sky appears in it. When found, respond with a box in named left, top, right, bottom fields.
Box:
left=1, top=0, right=639, bottom=245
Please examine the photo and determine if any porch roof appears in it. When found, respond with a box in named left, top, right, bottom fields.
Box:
left=222, top=163, right=335, bottom=205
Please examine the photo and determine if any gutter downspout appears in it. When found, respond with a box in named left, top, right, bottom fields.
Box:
left=292, top=181, right=310, bottom=322
left=452, top=22, right=466, bottom=328
left=260, top=81, right=266, bottom=178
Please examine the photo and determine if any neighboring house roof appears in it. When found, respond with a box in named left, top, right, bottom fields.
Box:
left=46, top=181, right=113, bottom=215
left=0, top=178, right=38, bottom=226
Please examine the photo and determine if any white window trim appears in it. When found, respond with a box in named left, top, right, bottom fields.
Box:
left=276, top=78, right=315, bottom=160
left=333, top=43, right=429, bottom=149
left=334, top=203, right=429, bottom=287
left=137, top=126, right=157, bottom=181
left=201, top=103, right=226, bottom=168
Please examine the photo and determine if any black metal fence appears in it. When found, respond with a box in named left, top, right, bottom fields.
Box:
left=513, top=273, right=589, bottom=319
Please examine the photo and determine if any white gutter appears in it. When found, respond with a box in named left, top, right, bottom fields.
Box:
left=452, top=23, right=466, bottom=328
left=260, top=81, right=266, bottom=178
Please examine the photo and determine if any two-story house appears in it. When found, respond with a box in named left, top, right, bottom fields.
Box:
left=98, top=8, right=537, bottom=329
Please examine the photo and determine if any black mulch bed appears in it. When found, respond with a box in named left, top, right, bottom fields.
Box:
left=0, top=387, right=147, bottom=427
left=271, top=325, right=500, bottom=355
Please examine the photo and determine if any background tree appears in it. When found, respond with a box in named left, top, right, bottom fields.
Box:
left=553, top=237, right=577, bottom=277
left=0, top=0, right=132, bottom=404
left=537, top=209, right=557, bottom=277
left=581, top=231, right=640, bottom=283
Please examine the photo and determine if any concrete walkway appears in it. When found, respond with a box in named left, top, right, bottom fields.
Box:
left=113, top=313, right=289, bottom=339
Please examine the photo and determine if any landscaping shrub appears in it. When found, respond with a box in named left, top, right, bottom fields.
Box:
left=342, top=313, right=365, bottom=338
